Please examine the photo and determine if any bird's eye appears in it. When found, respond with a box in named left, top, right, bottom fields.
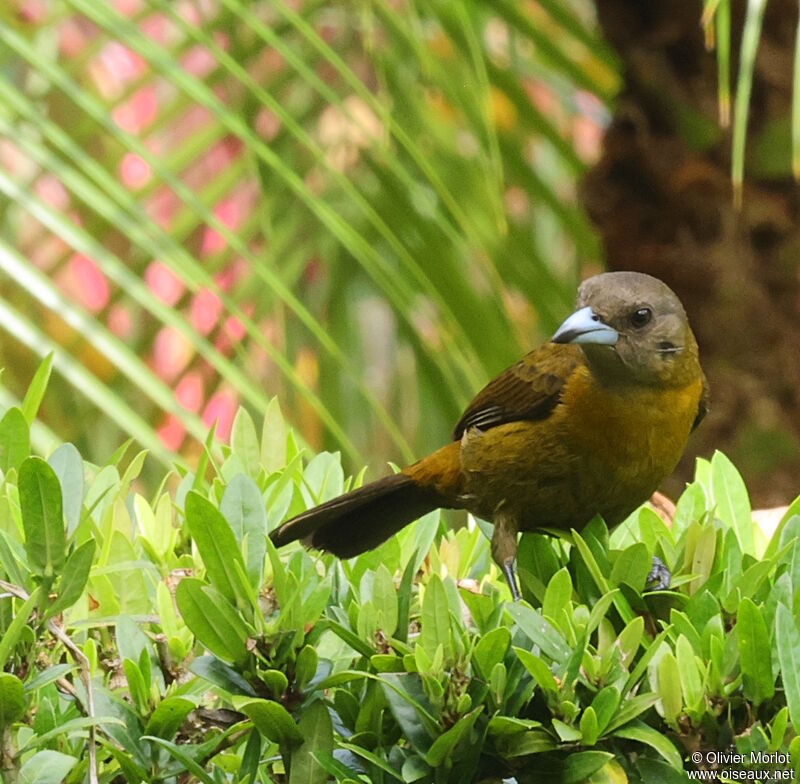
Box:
left=630, top=307, right=652, bottom=328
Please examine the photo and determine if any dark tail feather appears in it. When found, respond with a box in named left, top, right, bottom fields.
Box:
left=269, top=473, right=442, bottom=558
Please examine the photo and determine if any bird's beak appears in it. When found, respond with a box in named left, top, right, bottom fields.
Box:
left=551, top=306, right=619, bottom=346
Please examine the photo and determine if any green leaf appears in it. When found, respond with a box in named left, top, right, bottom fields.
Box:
left=289, top=700, right=334, bottom=784
left=318, top=619, right=375, bottom=659
left=379, top=672, right=438, bottom=754
left=143, top=737, right=216, bottom=784
left=220, top=474, right=267, bottom=587
left=47, top=443, right=84, bottom=536
left=473, top=626, right=511, bottom=680
left=237, top=697, right=304, bottom=748
left=579, top=706, right=599, bottom=746
left=571, top=529, right=634, bottom=625
left=0, top=673, right=25, bottom=731
left=769, top=706, right=789, bottom=751
left=21, top=353, right=53, bottom=425
left=19, top=457, right=65, bottom=577
left=310, top=750, right=364, bottom=783
left=656, top=651, right=682, bottom=728
left=737, top=597, right=774, bottom=706
left=425, top=706, right=482, bottom=766
left=684, top=522, right=717, bottom=596
left=419, top=574, right=451, bottom=661
left=552, top=718, right=581, bottom=742
left=617, top=616, right=644, bottom=667
left=185, top=491, right=249, bottom=606
left=18, top=750, right=77, bottom=784
left=0, top=407, right=30, bottom=475
left=371, top=564, right=398, bottom=636
left=675, top=634, right=704, bottom=715
left=43, top=539, right=95, bottom=621
left=542, top=566, right=572, bottom=622
left=563, top=750, right=613, bottom=783
left=711, top=450, right=754, bottom=556
left=144, top=697, right=195, bottom=740
left=0, top=587, right=41, bottom=669
left=505, top=602, right=570, bottom=662
left=604, top=693, right=660, bottom=733
left=513, top=647, right=558, bottom=696
left=339, top=742, right=404, bottom=782
left=261, top=397, right=288, bottom=473
left=295, top=645, right=318, bottom=692
left=672, top=481, right=708, bottom=539
left=122, top=658, right=149, bottom=714
left=486, top=716, right=542, bottom=736
left=20, top=716, right=124, bottom=752
left=188, top=656, right=256, bottom=697
left=610, top=542, right=651, bottom=591
left=231, top=407, right=260, bottom=478
left=775, top=603, right=800, bottom=729
left=175, top=578, right=248, bottom=665
left=613, top=720, right=683, bottom=769
left=590, top=686, right=620, bottom=734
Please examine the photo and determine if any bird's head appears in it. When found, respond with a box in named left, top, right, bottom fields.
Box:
left=551, top=271, right=700, bottom=387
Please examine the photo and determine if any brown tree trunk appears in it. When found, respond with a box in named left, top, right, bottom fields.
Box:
left=582, top=0, right=800, bottom=505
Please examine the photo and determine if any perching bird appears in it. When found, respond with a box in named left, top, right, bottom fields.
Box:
left=270, top=271, right=708, bottom=599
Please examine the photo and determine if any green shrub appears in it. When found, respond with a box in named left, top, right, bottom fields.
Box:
left=1, top=361, right=799, bottom=783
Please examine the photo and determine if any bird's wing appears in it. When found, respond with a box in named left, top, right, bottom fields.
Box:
left=692, top=372, right=710, bottom=432
left=453, top=343, right=581, bottom=439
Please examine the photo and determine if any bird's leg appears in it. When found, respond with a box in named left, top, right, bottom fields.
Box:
left=646, top=556, right=671, bottom=590
left=491, top=510, right=520, bottom=601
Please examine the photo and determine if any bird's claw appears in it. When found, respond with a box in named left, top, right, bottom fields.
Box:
left=646, top=555, right=671, bottom=590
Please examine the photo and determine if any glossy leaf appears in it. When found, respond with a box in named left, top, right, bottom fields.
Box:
left=737, top=597, right=774, bottom=705
left=0, top=407, right=30, bottom=475
left=43, top=539, right=95, bottom=621
left=775, top=603, right=800, bottom=728
left=237, top=697, right=304, bottom=748
left=0, top=673, right=25, bottom=731
left=185, top=491, right=249, bottom=606
left=175, top=578, right=248, bottom=665
left=19, top=457, right=65, bottom=577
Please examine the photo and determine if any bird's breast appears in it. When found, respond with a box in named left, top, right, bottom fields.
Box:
left=458, top=364, right=703, bottom=528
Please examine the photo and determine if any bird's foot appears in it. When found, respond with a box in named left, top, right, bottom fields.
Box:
left=502, top=560, right=521, bottom=602
left=646, top=556, right=671, bottom=590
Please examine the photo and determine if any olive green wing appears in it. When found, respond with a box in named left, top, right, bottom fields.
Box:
left=453, top=343, right=581, bottom=439
left=692, top=372, right=710, bottom=432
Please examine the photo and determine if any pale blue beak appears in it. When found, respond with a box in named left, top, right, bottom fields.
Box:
left=551, top=306, right=619, bottom=346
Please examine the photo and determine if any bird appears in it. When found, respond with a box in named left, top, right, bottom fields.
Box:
left=270, top=271, right=708, bottom=600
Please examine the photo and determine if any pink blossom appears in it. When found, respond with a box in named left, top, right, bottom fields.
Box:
left=140, top=12, right=173, bottom=45
left=255, top=107, right=281, bottom=140
left=59, top=21, right=88, bottom=58
left=144, top=261, right=185, bottom=306
left=34, top=175, right=70, bottom=211
left=114, top=0, right=143, bottom=15
left=153, top=326, right=193, bottom=381
left=181, top=45, right=216, bottom=79
left=175, top=371, right=204, bottom=412
left=120, top=153, right=152, bottom=189
left=112, top=85, right=158, bottom=134
left=60, top=254, right=110, bottom=314
left=157, top=414, right=185, bottom=451
left=108, top=304, right=133, bottom=338
left=95, top=42, right=146, bottom=98
left=190, top=289, right=223, bottom=335
left=202, top=389, right=237, bottom=441
left=200, top=198, right=240, bottom=256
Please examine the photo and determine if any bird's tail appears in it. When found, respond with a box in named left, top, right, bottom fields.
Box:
left=269, top=472, right=444, bottom=558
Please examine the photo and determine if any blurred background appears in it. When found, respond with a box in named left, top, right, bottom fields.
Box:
left=0, top=0, right=798, bottom=506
